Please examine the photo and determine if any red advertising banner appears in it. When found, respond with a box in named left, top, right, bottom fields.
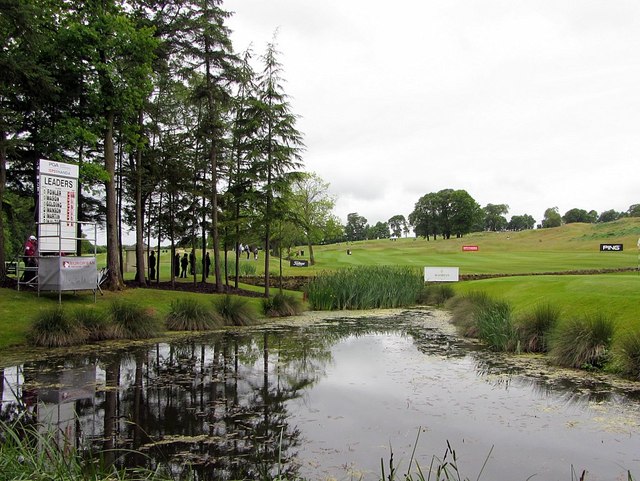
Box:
left=462, top=245, right=479, bottom=251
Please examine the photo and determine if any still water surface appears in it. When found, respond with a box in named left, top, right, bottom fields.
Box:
left=1, top=309, right=639, bottom=480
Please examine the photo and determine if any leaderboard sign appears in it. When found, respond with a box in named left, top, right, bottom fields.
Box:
left=38, top=159, right=79, bottom=253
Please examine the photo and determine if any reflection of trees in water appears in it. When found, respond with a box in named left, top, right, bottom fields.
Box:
left=81, top=329, right=335, bottom=480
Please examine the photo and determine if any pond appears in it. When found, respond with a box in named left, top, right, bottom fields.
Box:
left=1, top=308, right=639, bottom=480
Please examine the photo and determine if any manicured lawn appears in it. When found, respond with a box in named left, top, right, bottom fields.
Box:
left=452, top=273, right=640, bottom=333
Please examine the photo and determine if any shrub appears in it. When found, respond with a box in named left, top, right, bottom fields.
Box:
left=73, top=306, right=112, bottom=342
left=549, top=313, right=614, bottom=369
left=306, top=266, right=423, bottom=310
left=418, top=283, right=455, bottom=306
left=262, top=293, right=303, bottom=317
left=27, top=307, right=89, bottom=347
left=213, top=295, right=257, bottom=326
left=446, top=291, right=494, bottom=338
left=612, top=329, right=640, bottom=380
left=477, top=299, right=518, bottom=352
left=166, top=298, right=220, bottom=331
left=515, top=302, right=561, bottom=352
left=109, top=300, right=162, bottom=339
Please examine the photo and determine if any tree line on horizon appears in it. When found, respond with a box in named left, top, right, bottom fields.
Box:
left=342, top=189, right=640, bottom=242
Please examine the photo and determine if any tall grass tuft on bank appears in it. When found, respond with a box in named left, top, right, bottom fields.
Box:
left=306, top=266, right=423, bottom=310
left=419, top=283, right=455, bottom=307
left=0, top=420, right=174, bottom=481
left=73, top=306, right=111, bottom=341
left=213, top=295, right=257, bottom=326
left=549, top=313, right=614, bottom=369
left=109, top=300, right=162, bottom=339
left=476, top=299, right=518, bottom=352
left=262, top=293, right=303, bottom=317
left=612, top=330, right=640, bottom=380
left=166, top=298, right=220, bottom=331
left=515, top=302, right=561, bottom=353
left=27, top=307, right=89, bottom=347
left=446, top=291, right=494, bottom=338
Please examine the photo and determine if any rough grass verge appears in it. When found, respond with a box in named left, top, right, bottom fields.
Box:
left=166, top=298, right=221, bottom=331
left=549, top=313, right=614, bottom=369
left=213, top=295, right=257, bottom=326
left=27, top=307, right=89, bottom=347
left=109, top=300, right=162, bottom=339
left=262, top=293, right=304, bottom=317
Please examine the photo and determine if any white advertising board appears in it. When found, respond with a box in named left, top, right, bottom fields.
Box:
left=424, top=266, right=459, bottom=282
left=38, top=256, right=97, bottom=291
left=38, top=159, right=79, bottom=253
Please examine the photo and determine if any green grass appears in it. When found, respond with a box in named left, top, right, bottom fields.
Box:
left=452, top=273, right=640, bottom=332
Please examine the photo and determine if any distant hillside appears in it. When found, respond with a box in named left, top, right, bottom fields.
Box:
left=307, top=218, right=640, bottom=275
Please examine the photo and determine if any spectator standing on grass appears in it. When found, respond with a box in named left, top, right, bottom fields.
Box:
left=189, top=249, right=196, bottom=275
left=149, top=251, right=156, bottom=280
left=181, top=253, right=188, bottom=278
left=205, top=252, right=211, bottom=278
left=174, top=253, right=180, bottom=278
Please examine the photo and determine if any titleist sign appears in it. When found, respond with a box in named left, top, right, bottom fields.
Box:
left=290, top=260, right=309, bottom=267
left=600, top=244, right=623, bottom=252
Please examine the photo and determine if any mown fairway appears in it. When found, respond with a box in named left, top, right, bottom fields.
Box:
left=280, top=218, right=640, bottom=275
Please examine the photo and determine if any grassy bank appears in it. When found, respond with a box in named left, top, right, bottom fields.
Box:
left=0, top=285, right=276, bottom=356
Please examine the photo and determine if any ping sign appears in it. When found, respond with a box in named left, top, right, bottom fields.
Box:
left=600, top=244, right=623, bottom=252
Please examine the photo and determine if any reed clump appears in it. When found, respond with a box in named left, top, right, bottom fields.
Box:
left=262, top=293, right=303, bottom=317
left=27, top=306, right=89, bottom=347
left=108, top=300, right=163, bottom=339
left=612, top=329, right=640, bottom=380
left=73, top=306, right=111, bottom=342
left=213, top=295, right=257, bottom=326
left=166, top=298, right=221, bottom=331
left=446, top=291, right=494, bottom=338
left=548, top=312, right=614, bottom=369
left=515, top=302, right=561, bottom=353
left=306, top=266, right=423, bottom=310
left=476, top=299, right=518, bottom=352
left=418, top=283, right=455, bottom=307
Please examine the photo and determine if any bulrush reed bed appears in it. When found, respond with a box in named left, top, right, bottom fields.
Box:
left=306, top=266, right=424, bottom=310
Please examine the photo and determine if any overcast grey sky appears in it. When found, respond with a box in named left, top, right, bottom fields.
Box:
left=225, top=0, right=640, bottom=227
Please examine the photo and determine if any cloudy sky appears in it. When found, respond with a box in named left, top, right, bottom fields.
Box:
left=225, top=0, right=640, bottom=227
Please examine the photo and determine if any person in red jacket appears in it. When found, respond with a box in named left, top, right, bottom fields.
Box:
left=22, top=235, right=38, bottom=281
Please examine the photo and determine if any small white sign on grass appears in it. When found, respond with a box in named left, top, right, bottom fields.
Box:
left=424, top=266, right=459, bottom=282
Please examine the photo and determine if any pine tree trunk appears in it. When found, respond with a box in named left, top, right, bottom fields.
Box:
left=104, top=112, right=124, bottom=290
